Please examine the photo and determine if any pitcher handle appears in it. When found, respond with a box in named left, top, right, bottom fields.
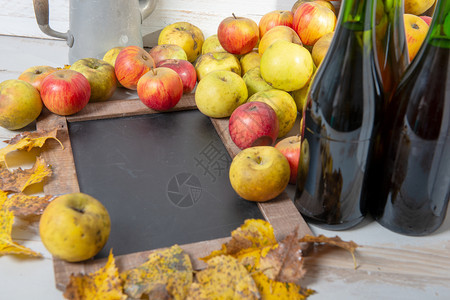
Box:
left=139, top=0, right=158, bottom=22
left=33, top=0, right=74, bottom=47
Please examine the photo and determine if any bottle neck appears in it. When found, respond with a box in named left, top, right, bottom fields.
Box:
left=339, top=0, right=375, bottom=30
left=427, top=0, right=450, bottom=48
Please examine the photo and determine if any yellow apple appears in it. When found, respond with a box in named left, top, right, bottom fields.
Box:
left=242, top=67, right=274, bottom=97
left=0, top=79, right=42, bottom=130
left=18, top=65, right=57, bottom=92
left=102, top=46, right=125, bottom=67
left=39, top=193, right=111, bottom=262
left=248, top=89, right=297, bottom=138
left=258, top=25, right=302, bottom=56
left=240, top=51, right=261, bottom=74
left=404, top=0, right=435, bottom=16
left=195, top=70, right=248, bottom=118
left=158, top=22, right=205, bottom=63
left=229, top=146, right=290, bottom=202
left=404, top=14, right=429, bottom=62
left=260, top=39, right=314, bottom=92
left=202, top=34, right=227, bottom=54
left=194, top=52, right=241, bottom=81
left=312, top=31, right=334, bottom=67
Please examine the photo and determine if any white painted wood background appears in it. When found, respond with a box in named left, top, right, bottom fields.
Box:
left=0, top=0, right=296, bottom=42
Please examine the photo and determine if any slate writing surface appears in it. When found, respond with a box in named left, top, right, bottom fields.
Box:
left=68, top=110, right=263, bottom=258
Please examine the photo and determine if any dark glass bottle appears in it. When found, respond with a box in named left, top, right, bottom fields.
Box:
left=294, top=0, right=383, bottom=230
left=374, top=0, right=409, bottom=99
left=368, top=0, right=450, bottom=236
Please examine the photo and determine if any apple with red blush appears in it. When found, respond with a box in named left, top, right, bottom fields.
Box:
left=156, top=59, right=197, bottom=93
left=229, top=101, right=279, bottom=150
left=114, top=45, right=155, bottom=90
left=18, top=65, right=57, bottom=92
left=217, top=14, right=259, bottom=55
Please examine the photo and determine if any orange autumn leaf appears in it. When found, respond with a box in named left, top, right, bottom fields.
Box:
left=3, top=193, right=55, bottom=220
left=0, top=209, right=42, bottom=257
left=186, top=255, right=260, bottom=300
left=64, top=249, right=127, bottom=300
left=201, top=219, right=277, bottom=262
left=259, top=228, right=306, bottom=283
left=0, top=157, right=52, bottom=192
left=0, top=128, right=63, bottom=167
left=121, top=245, right=193, bottom=300
left=299, top=234, right=360, bottom=268
left=251, top=272, right=315, bottom=300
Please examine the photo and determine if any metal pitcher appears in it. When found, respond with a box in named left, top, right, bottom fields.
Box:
left=33, top=0, right=158, bottom=63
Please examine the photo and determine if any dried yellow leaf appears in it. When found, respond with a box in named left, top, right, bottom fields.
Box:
left=0, top=129, right=63, bottom=167
left=0, top=157, right=52, bottom=192
left=0, top=208, right=42, bottom=257
left=251, top=272, right=315, bottom=300
left=187, top=255, right=260, bottom=300
left=64, top=249, right=127, bottom=300
left=121, top=244, right=193, bottom=299
left=4, top=193, right=55, bottom=220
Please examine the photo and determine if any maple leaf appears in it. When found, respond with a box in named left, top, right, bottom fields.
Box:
left=64, top=249, right=127, bottom=300
left=202, top=219, right=277, bottom=262
left=299, top=234, right=360, bottom=268
left=251, top=272, right=315, bottom=300
left=186, top=255, right=260, bottom=300
left=0, top=208, right=42, bottom=257
left=0, top=128, right=63, bottom=167
left=259, top=228, right=306, bottom=283
left=121, top=244, right=193, bottom=300
left=3, top=193, right=55, bottom=220
left=0, top=157, right=52, bottom=192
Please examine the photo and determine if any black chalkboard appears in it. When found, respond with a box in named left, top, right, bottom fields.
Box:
left=68, top=110, right=263, bottom=258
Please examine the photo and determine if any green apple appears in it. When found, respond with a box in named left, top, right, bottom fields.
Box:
left=260, top=39, right=314, bottom=92
left=243, top=67, right=274, bottom=97
left=248, top=89, right=297, bottom=138
left=240, top=51, right=261, bottom=74
left=195, top=70, right=248, bottom=118
left=194, top=52, right=241, bottom=81
left=229, top=146, right=290, bottom=202
left=0, top=79, right=42, bottom=130
left=70, top=58, right=117, bottom=102
left=202, top=34, right=227, bottom=54
left=39, top=193, right=111, bottom=262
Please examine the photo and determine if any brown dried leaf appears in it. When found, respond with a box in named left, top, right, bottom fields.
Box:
left=4, top=193, right=55, bottom=220
left=186, top=255, right=260, bottom=300
left=121, top=244, right=193, bottom=300
left=299, top=234, right=360, bottom=268
left=64, top=249, right=127, bottom=300
left=251, top=272, right=315, bottom=300
left=0, top=128, right=63, bottom=166
left=201, top=219, right=277, bottom=262
left=259, top=228, right=306, bottom=283
left=0, top=157, right=52, bottom=192
left=0, top=208, right=42, bottom=257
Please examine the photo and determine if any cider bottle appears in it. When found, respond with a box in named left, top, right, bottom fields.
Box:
left=368, top=0, right=450, bottom=236
left=294, top=0, right=383, bottom=230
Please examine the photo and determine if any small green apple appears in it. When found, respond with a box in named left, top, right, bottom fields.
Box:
left=243, top=67, right=274, bottom=97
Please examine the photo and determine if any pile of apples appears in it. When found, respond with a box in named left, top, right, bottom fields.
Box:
left=0, top=0, right=435, bottom=203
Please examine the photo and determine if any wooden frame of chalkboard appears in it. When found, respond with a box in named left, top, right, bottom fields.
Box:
left=36, top=93, right=312, bottom=291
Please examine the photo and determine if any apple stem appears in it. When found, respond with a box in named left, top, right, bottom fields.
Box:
left=151, top=67, right=157, bottom=76
left=232, top=13, right=237, bottom=19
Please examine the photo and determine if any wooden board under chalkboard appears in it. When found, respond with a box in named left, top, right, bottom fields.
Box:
left=36, top=92, right=313, bottom=291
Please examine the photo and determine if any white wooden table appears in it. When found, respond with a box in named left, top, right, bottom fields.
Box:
left=1, top=2, right=449, bottom=298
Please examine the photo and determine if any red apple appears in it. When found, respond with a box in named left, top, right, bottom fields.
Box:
left=228, top=101, right=279, bottom=150
left=275, top=135, right=301, bottom=184
left=419, top=15, right=432, bottom=26
left=293, top=2, right=336, bottom=47
left=18, top=66, right=57, bottom=92
left=40, top=69, right=91, bottom=116
left=115, top=45, right=155, bottom=90
left=259, top=10, right=294, bottom=38
left=137, top=67, right=184, bottom=111
left=149, top=44, right=188, bottom=65
left=217, top=14, right=259, bottom=55
left=157, top=59, right=197, bottom=93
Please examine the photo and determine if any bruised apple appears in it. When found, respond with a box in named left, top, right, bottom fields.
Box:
left=39, top=193, right=111, bottom=262
left=229, top=146, right=290, bottom=202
